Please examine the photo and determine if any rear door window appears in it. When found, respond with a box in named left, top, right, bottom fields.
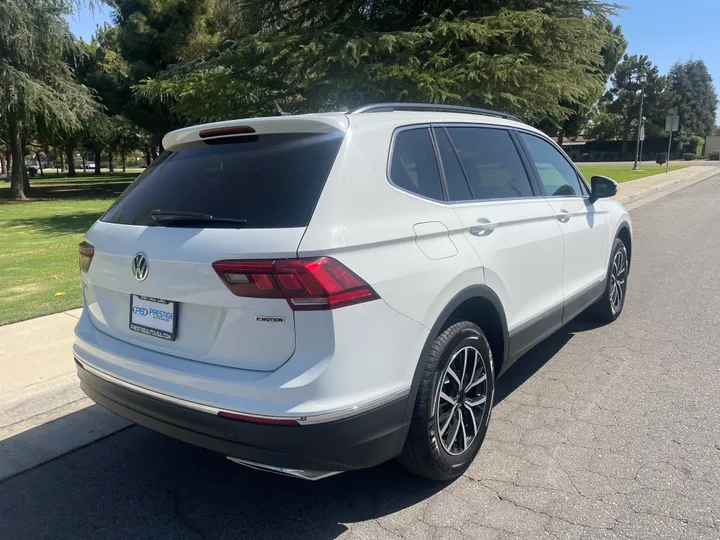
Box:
left=102, top=132, right=344, bottom=228
left=389, top=128, right=445, bottom=201
left=444, top=127, right=534, bottom=200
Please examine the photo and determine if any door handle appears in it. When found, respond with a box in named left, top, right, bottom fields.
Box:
left=469, top=220, right=496, bottom=236
left=557, top=210, right=571, bottom=223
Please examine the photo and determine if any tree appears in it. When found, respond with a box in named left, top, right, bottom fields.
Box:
left=110, top=0, right=209, bottom=145
left=595, top=54, right=676, bottom=155
left=587, top=110, right=625, bottom=141
left=539, top=18, right=626, bottom=143
left=668, top=59, right=718, bottom=137
left=0, top=0, right=99, bottom=199
left=108, top=115, right=142, bottom=172
left=136, top=1, right=624, bottom=128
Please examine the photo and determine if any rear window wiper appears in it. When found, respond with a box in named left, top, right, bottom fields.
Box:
left=149, top=209, right=248, bottom=225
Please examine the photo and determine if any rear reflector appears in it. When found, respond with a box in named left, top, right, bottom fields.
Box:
left=199, top=126, right=256, bottom=138
left=213, top=257, right=379, bottom=311
left=78, top=241, right=95, bottom=273
left=217, top=411, right=299, bottom=425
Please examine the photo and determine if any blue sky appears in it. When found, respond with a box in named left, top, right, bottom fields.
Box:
left=67, top=1, right=719, bottom=117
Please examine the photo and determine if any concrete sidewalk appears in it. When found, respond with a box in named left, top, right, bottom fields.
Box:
left=0, top=309, right=130, bottom=481
left=0, top=164, right=717, bottom=482
left=612, top=164, right=719, bottom=208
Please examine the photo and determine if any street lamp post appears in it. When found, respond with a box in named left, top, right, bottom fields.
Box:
left=632, top=73, right=648, bottom=171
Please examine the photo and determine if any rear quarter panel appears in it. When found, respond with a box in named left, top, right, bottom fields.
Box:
left=298, top=118, right=485, bottom=332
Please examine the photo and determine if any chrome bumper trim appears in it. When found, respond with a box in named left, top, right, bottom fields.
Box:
left=75, top=357, right=409, bottom=425
left=226, top=457, right=342, bottom=480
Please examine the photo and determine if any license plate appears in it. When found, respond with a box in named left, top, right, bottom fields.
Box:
left=129, top=295, right=177, bottom=341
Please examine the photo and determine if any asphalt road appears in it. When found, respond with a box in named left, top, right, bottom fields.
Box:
left=2, top=177, right=720, bottom=540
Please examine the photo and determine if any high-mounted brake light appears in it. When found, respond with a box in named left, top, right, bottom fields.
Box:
left=78, top=241, right=95, bottom=273
left=212, top=257, right=379, bottom=311
left=199, top=126, right=256, bottom=138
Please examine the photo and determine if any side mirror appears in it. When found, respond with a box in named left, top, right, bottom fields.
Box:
left=590, top=175, right=618, bottom=202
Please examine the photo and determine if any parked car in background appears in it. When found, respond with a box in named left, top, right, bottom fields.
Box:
left=74, top=103, right=632, bottom=481
left=24, top=163, right=38, bottom=177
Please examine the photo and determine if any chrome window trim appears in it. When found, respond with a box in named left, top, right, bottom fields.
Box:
left=76, top=357, right=410, bottom=425
left=386, top=122, right=542, bottom=205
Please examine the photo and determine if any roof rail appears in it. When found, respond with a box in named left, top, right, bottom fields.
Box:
left=348, top=102, right=522, bottom=123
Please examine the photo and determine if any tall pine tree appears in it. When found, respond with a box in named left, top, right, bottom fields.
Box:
left=669, top=59, right=718, bottom=137
left=135, top=1, right=626, bottom=127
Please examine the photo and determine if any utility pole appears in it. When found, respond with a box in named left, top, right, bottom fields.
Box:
left=632, top=72, right=647, bottom=171
left=665, top=116, right=679, bottom=174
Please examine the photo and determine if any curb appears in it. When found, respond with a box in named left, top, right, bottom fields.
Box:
left=615, top=168, right=718, bottom=207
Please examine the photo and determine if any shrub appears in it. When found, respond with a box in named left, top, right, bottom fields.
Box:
left=683, top=153, right=697, bottom=161
left=709, top=150, right=720, bottom=161
left=680, top=135, right=705, bottom=156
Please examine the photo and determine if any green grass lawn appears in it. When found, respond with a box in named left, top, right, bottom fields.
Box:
left=577, top=164, right=687, bottom=183
left=0, top=173, right=136, bottom=325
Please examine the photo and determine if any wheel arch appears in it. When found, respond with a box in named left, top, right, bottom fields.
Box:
left=616, top=221, right=632, bottom=269
left=394, top=285, right=508, bottom=455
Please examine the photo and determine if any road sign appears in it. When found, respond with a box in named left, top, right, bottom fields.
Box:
left=640, top=125, right=645, bottom=141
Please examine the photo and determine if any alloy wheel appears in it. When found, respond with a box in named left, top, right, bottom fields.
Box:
left=434, top=345, right=488, bottom=456
left=609, top=248, right=627, bottom=315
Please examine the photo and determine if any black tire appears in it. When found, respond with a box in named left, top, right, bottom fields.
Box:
left=592, top=237, right=629, bottom=322
left=398, top=321, right=495, bottom=481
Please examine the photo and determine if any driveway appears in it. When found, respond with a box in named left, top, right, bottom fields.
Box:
left=1, top=176, right=719, bottom=540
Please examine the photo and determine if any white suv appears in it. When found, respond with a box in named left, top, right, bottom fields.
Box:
left=74, top=103, right=631, bottom=481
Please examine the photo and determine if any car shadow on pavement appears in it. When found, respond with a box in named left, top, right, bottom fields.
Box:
left=0, top=420, right=445, bottom=540
left=0, top=318, right=607, bottom=540
left=495, top=317, right=608, bottom=404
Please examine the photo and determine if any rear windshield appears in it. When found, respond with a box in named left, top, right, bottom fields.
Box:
left=101, top=132, right=344, bottom=228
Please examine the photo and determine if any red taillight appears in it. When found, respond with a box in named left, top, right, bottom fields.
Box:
left=78, top=241, right=94, bottom=273
left=217, top=411, right=299, bottom=425
left=212, top=257, right=379, bottom=311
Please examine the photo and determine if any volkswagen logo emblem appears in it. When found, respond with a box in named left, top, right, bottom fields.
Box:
left=132, top=252, right=149, bottom=281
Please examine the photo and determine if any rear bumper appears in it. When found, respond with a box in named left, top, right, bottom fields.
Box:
left=76, top=359, right=409, bottom=473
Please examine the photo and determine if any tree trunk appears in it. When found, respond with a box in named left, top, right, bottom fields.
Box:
left=108, top=151, right=115, bottom=173
left=22, top=160, right=30, bottom=194
left=94, top=150, right=102, bottom=175
left=0, top=153, right=4, bottom=176
left=121, top=148, right=127, bottom=172
left=82, top=155, right=87, bottom=171
left=8, top=110, right=27, bottom=199
left=59, top=151, right=65, bottom=172
left=557, top=129, right=565, bottom=147
left=3, top=153, right=9, bottom=181
left=65, top=147, right=76, bottom=177
left=36, top=152, right=44, bottom=177
left=151, top=146, right=158, bottom=160
left=621, top=115, right=633, bottom=158
left=145, top=148, right=151, bottom=166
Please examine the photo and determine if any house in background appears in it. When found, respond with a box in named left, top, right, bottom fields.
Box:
left=553, top=136, right=592, bottom=161
left=704, top=136, right=720, bottom=155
